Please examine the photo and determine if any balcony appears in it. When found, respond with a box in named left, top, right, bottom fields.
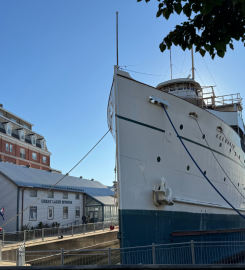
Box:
left=20, top=153, right=25, bottom=159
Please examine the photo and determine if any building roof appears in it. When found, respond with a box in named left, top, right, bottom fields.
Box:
left=0, top=163, right=114, bottom=201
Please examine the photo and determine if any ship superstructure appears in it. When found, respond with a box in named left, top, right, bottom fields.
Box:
left=108, top=66, right=245, bottom=248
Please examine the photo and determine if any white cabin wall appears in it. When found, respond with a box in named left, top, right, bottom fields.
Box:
left=0, top=174, right=18, bottom=232
left=21, top=188, right=84, bottom=230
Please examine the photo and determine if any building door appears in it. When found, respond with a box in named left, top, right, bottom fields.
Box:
left=89, top=211, right=98, bottom=223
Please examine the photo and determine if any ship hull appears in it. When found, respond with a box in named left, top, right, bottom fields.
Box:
left=108, top=68, right=245, bottom=249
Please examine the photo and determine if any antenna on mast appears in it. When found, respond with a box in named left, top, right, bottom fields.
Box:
left=191, top=46, right=195, bottom=80
left=170, top=47, right=173, bottom=80
left=116, top=12, right=118, bottom=66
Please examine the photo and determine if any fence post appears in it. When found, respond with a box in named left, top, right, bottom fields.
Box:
left=33, top=230, right=35, bottom=241
left=94, top=222, right=95, bottom=233
left=83, top=224, right=85, bottom=235
left=108, top=247, right=111, bottom=265
left=24, top=230, right=26, bottom=243
left=152, top=243, right=156, bottom=264
left=61, top=248, right=64, bottom=266
left=72, top=225, right=73, bottom=237
left=191, top=240, right=195, bottom=264
left=16, top=249, right=19, bottom=266
left=2, top=229, right=4, bottom=246
left=103, top=221, right=104, bottom=231
left=58, top=227, right=60, bottom=239
left=0, top=240, right=2, bottom=262
left=42, top=228, right=44, bottom=241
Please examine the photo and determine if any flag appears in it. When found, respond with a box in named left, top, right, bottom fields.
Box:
left=0, top=207, right=5, bottom=221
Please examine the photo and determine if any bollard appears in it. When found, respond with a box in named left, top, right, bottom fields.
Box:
left=152, top=243, right=156, bottom=264
left=191, top=240, right=196, bottom=264
left=72, top=225, right=73, bottom=236
left=61, top=248, right=64, bottom=266
left=24, top=230, right=26, bottom=243
left=42, top=228, right=44, bottom=241
left=108, top=247, right=111, bottom=265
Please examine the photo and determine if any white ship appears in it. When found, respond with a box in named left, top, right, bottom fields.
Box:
left=107, top=62, right=245, bottom=248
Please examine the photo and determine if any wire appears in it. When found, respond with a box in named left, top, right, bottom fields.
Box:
left=179, top=51, right=187, bottom=78
left=194, top=119, right=245, bottom=201
left=1, top=129, right=110, bottom=228
left=195, top=68, right=206, bottom=86
left=119, top=68, right=189, bottom=77
left=161, top=104, right=245, bottom=220
left=203, top=58, right=222, bottom=95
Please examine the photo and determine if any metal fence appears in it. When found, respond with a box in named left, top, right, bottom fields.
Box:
left=0, top=220, right=118, bottom=246
left=15, top=240, right=245, bottom=266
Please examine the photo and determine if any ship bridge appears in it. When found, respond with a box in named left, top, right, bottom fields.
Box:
left=156, top=78, right=245, bottom=146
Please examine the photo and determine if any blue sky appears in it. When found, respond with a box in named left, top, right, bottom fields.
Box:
left=0, top=1, right=244, bottom=186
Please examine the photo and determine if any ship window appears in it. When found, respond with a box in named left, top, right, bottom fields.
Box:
left=219, top=143, right=222, bottom=147
left=187, top=166, right=190, bottom=171
left=224, top=177, right=226, bottom=181
left=238, top=183, right=239, bottom=187
left=216, top=134, right=218, bottom=138
left=202, top=134, right=205, bottom=139
left=204, top=171, right=206, bottom=175
left=222, top=138, right=224, bottom=141
left=239, top=155, right=240, bottom=159
left=180, top=124, right=183, bottom=130
left=157, top=156, right=161, bottom=162
left=230, top=149, right=231, bottom=152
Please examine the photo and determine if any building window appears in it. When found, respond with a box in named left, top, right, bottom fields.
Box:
left=63, top=207, right=68, bottom=219
left=29, top=206, right=37, bottom=221
left=47, top=191, right=54, bottom=198
left=40, top=139, right=46, bottom=150
left=0, top=112, right=3, bottom=116
left=10, top=144, right=13, bottom=153
left=19, top=130, right=25, bottom=141
left=23, top=125, right=28, bottom=129
left=43, top=156, right=47, bottom=163
left=11, top=118, right=17, bottom=123
left=75, top=207, right=80, bottom=218
left=32, top=153, right=37, bottom=160
left=31, top=135, right=36, bottom=146
left=75, top=194, right=79, bottom=200
left=63, top=192, right=68, bottom=199
left=47, top=206, right=54, bottom=220
left=6, top=143, right=9, bottom=151
left=30, top=189, right=37, bottom=197
left=20, top=148, right=25, bottom=159
left=5, top=123, right=12, bottom=136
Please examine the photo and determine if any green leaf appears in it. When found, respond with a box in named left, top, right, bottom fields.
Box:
left=229, top=43, right=234, bottom=50
left=163, top=9, right=171, bottom=19
left=199, top=48, right=206, bottom=57
left=174, top=2, right=182, bottom=14
left=242, top=2, right=245, bottom=14
left=159, top=43, right=167, bottom=52
left=204, top=44, right=211, bottom=51
left=217, top=50, right=225, bottom=57
left=202, top=0, right=213, bottom=14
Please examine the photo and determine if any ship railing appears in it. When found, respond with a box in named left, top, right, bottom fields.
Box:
left=202, top=93, right=242, bottom=109
left=13, top=240, right=245, bottom=266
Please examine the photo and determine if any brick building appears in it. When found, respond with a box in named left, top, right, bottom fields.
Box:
left=0, top=104, right=51, bottom=170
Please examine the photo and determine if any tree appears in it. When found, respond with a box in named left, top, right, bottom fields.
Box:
left=137, top=0, right=245, bottom=58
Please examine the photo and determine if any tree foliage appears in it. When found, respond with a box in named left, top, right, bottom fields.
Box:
left=137, top=0, right=245, bottom=58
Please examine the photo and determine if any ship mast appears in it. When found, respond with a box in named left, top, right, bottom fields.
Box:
left=170, top=47, right=173, bottom=80
left=191, top=46, right=195, bottom=80
left=116, top=12, right=118, bottom=66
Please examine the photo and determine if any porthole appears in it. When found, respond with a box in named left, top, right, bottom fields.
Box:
left=202, top=134, right=205, bottom=139
left=180, top=124, right=183, bottom=130
left=224, top=177, right=226, bottom=181
left=157, top=156, right=161, bottom=162
left=187, top=166, right=190, bottom=171
left=204, top=171, right=206, bottom=175
left=219, top=143, right=222, bottom=147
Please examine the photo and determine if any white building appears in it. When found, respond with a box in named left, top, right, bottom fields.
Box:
left=0, top=162, right=117, bottom=232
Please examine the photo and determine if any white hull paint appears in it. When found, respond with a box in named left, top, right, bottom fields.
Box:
left=108, top=68, right=245, bottom=218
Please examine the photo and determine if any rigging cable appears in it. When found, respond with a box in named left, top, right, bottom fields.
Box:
left=203, top=58, right=222, bottom=95
left=194, top=119, right=245, bottom=201
left=1, top=129, right=110, bottom=228
left=119, top=57, right=166, bottom=68
left=161, top=104, right=245, bottom=220
left=179, top=51, right=187, bottom=78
